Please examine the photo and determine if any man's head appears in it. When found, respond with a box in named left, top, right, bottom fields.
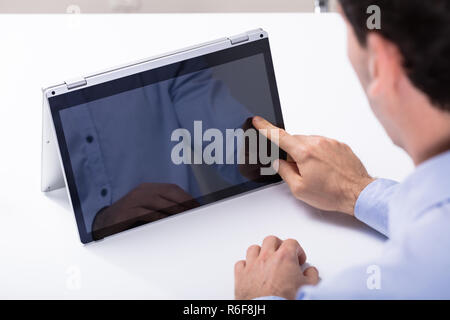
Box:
left=338, top=0, right=450, bottom=163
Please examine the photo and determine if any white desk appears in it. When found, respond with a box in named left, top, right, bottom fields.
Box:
left=0, top=13, right=413, bottom=299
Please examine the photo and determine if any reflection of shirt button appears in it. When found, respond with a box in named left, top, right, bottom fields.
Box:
left=86, top=135, right=94, bottom=143
left=101, top=188, right=108, bottom=197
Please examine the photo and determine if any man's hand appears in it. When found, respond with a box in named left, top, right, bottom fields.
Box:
left=235, top=236, right=319, bottom=300
left=238, top=117, right=278, bottom=182
left=252, top=116, right=375, bottom=216
left=92, top=183, right=199, bottom=240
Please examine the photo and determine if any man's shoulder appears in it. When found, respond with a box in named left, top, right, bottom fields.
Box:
left=401, top=200, right=450, bottom=252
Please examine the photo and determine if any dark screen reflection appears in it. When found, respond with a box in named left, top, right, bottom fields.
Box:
left=57, top=52, right=281, bottom=241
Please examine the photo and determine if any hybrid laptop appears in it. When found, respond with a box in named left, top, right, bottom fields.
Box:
left=41, top=29, right=285, bottom=243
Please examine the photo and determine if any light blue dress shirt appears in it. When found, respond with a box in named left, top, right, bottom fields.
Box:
left=265, top=150, right=450, bottom=299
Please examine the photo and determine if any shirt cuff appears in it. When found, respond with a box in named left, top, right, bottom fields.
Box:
left=354, top=178, right=398, bottom=237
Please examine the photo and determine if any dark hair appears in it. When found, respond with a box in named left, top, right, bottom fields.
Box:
left=339, top=0, right=450, bottom=112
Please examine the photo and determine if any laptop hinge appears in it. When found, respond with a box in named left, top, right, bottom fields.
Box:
left=229, top=34, right=250, bottom=45
left=65, top=77, right=87, bottom=90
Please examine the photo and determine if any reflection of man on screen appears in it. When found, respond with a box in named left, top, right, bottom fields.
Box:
left=59, top=59, right=259, bottom=240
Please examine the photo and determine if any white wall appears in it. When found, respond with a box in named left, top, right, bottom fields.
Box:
left=0, top=0, right=334, bottom=13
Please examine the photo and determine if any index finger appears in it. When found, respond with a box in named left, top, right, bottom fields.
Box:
left=252, top=116, right=301, bottom=158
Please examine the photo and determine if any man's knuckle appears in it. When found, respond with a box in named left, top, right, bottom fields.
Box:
left=277, top=240, right=299, bottom=258
left=285, top=238, right=299, bottom=244
left=247, top=245, right=260, bottom=254
left=315, top=137, right=327, bottom=147
left=291, top=180, right=304, bottom=194
left=234, top=260, right=245, bottom=272
left=258, top=251, right=270, bottom=261
left=277, top=246, right=292, bottom=259
left=341, top=142, right=352, bottom=150
left=289, top=146, right=302, bottom=159
left=284, top=238, right=300, bottom=250
left=264, top=235, right=278, bottom=243
left=299, top=145, right=312, bottom=159
left=327, top=138, right=340, bottom=147
left=331, top=138, right=340, bottom=145
left=278, top=129, right=288, bottom=139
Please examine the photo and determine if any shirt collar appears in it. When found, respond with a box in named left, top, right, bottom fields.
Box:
left=390, top=150, right=450, bottom=221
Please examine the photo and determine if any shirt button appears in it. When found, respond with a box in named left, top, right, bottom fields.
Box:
left=86, top=135, right=94, bottom=143
left=101, top=188, right=108, bottom=197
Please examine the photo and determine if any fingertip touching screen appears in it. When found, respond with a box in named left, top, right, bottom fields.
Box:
left=49, top=38, right=285, bottom=243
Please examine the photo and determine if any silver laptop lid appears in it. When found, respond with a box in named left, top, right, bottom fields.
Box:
left=42, top=29, right=285, bottom=243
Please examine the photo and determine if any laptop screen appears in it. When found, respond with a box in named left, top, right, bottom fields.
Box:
left=49, top=38, right=285, bottom=243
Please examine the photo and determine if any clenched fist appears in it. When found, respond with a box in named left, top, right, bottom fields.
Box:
left=235, top=236, right=319, bottom=300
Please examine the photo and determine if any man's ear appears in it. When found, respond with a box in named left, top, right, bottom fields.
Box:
left=366, top=32, right=403, bottom=99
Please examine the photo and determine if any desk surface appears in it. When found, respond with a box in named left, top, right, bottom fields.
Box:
left=0, top=13, right=413, bottom=299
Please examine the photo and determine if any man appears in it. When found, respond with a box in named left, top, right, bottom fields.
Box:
left=235, top=0, right=450, bottom=299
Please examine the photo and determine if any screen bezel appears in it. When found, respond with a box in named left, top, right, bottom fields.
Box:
left=48, top=38, right=285, bottom=244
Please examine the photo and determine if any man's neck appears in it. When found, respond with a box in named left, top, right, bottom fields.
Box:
left=414, top=136, right=450, bottom=166
left=407, top=103, right=450, bottom=166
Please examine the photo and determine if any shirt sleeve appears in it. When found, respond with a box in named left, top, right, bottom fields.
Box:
left=354, top=178, right=398, bottom=237
left=295, top=263, right=390, bottom=300
left=296, top=202, right=450, bottom=300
